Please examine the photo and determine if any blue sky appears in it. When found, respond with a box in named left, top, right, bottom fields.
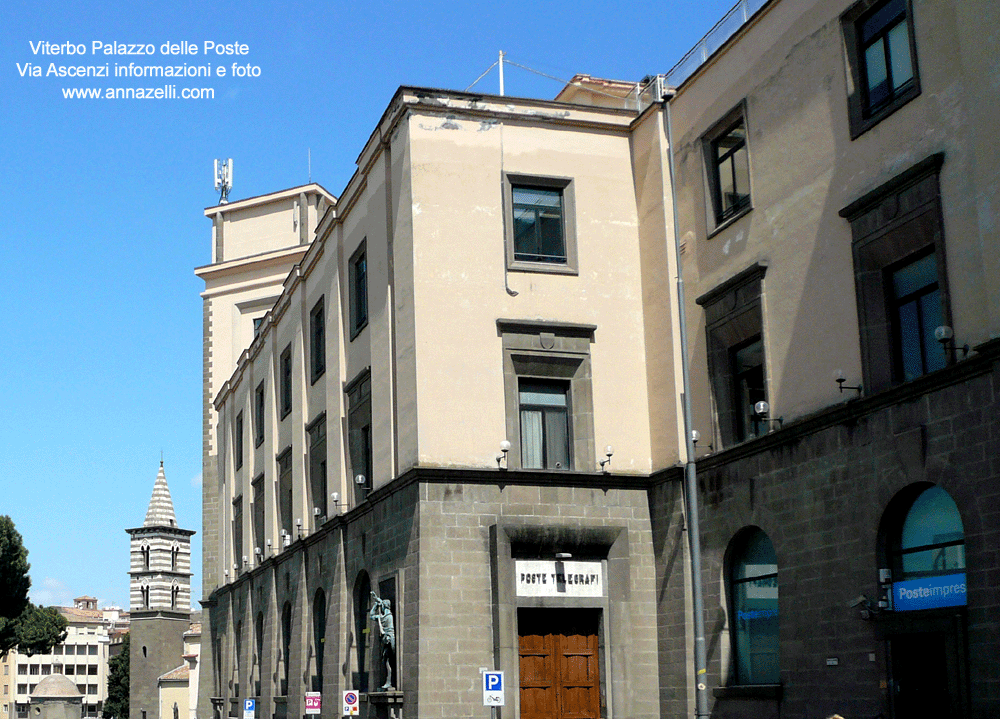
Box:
left=1, top=0, right=736, bottom=610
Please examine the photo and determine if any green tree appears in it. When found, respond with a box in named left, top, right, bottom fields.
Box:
left=0, top=515, right=68, bottom=657
left=104, top=633, right=129, bottom=719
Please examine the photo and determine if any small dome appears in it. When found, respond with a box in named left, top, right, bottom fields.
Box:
left=31, top=674, right=81, bottom=698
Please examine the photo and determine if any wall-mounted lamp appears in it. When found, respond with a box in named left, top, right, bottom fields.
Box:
left=599, top=445, right=614, bottom=473
left=254, top=547, right=262, bottom=559
left=555, top=552, right=572, bottom=560
left=753, top=401, right=783, bottom=431
left=296, top=518, right=303, bottom=539
left=313, top=506, right=322, bottom=518
left=355, top=474, right=367, bottom=486
left=691, top=430, right=713, bottom=455
left=224, top=570, right=229, bottom=580
left=832, top=369, right=862, bottom=396
left=242, top=555, right=248, bottom=567
left=934, top=325, right=969, bottom=362
left=496, top=440, right=511, bottom=470
left=330, top=492, right=342, bottom=514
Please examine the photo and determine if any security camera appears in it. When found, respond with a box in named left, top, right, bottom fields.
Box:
left=848, top=594, right=870, bottom=609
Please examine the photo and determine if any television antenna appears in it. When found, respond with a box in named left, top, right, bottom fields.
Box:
left=214, top=158, right=233, bottom=204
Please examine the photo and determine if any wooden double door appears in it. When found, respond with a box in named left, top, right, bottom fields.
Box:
left=518, top=608, right=601, bottom=719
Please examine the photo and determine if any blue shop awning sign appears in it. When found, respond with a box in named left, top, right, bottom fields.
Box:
left=893, top=572, right=966, bottom=611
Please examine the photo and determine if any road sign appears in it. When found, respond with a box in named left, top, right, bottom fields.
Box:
left=243, top=699, right=256, bottom=719
left=342, top=690, right=359, bottom=716
left=305, top=692, right=321, bottom=715
left=483, top=671, right=505, bottom=706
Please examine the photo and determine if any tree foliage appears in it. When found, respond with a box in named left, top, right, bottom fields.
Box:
left=104, top=633, right=130, bottom=719
left=0, top=516, right=30, bottom=620
left=0, top=515, right=69, bottom=657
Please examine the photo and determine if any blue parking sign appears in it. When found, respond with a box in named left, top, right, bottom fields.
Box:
left=483, top=671, right=504, bottom=706
left=243, top=699, right=256, bottom=719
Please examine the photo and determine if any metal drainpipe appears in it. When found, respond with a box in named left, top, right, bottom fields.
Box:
left=662, top=86, right=710, bottom=719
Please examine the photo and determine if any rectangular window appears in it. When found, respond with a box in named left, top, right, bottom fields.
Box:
left=731, top=337, right=766, bottom=442
left=499, top=320, right=595, bottom=471
left=840, top=154, right=949, bottom=393
left=307, top=413, right=327, bottom=519
left=889, top=251, right=945, bottom=381
left=346, top=372, right=372, bottom=504
left=279, top=346, right=292, bottom=419
left=310, top=297, right=326, bottom=383
left=40, top=666, right=50, bottom=676
left=504, top=174, right=577, bottom=274
left=349, top=243, right=368, bottom=339
left=232, top=495, right=244, bottom=568
left=254, top=381, right=265, bottom=447
left=702, top=106, right=752, bottom=229
left=86, top=665, right=97, bottom=674
left=842, top=0, right=920, bottom=138
left=277, top=448, right=293, bottom=542
left=252, top=473, right=265, bottom=556
left=696, top=264, right=768, bottom=448
left=519, top=380, right=571, bottom=470
left=27, top=669, right=36, bottom=677
left=711, top=119, right=751, bottom=223
left=234, top=411, right=244, bottom=471
left=253, top=316, right=265, bottom=337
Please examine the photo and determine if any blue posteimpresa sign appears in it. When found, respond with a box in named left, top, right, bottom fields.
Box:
left=893, top=572, right=966, bottom=611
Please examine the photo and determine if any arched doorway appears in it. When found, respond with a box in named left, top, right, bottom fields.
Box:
left=877, top=483, right=969, bottom=717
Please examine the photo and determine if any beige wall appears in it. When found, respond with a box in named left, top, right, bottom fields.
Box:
left=655, top=0, right=1000, bottom=448
left=405, top=109, right=654, bottom=473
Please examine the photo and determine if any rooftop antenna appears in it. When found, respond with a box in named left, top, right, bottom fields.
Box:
left=498, top=50, right=505, bottom=96
left=214, top=158, right=233, bottom=204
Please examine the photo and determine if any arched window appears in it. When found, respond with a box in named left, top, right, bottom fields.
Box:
left=171, top=545, right=179, bottom=572
left=140, top=584, right=150, bottom=609
left=141, top=544, right=150, bottom=570
left=233, top=620, right=242, bottom=696
left=883, top=484, right=966, bottom=611
left=313, top=589, right=326, bottom=692
left=354, top=572, right=371, bottom=692
left=726, top=527, right=779, bottom=685
left=280, top=602, right=292, bottom=696
left=254, top=612, right=264, bottom=697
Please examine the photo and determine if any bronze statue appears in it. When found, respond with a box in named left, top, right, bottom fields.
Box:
left=369, top=592, right=396, bottom=690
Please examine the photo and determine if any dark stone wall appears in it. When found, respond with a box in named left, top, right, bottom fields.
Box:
left=652, top=340, right=1000, bottom=719
left=129, top=616, right=188, bottom=719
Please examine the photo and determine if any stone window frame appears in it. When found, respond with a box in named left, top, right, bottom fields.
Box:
left=306, top=411, right=327, bottom=521
left=345, top=369, right=373, bottom=503
left=309, top=296, right=326, bottom=384
left=279, top=345, right=292, bottom=420
left=696, top=263, right=768, bottom=448
left=702, top=102, right=753, bottom=236
left=251, top=472, right=265, bottom=556
left=503, top=173, right=579, bottom=276
left=253, top=381, right=265, bottom=448
left=497, top=319, right=595, bottom=471
left=839, top=153, right=950, bottom=394
left=348, top=241, right=368, bottom=341
left=276, top=446, right=293, bottom=542
left=841, top=0, right=921, bottom=140
left=232, top=495, right=243, bottom=572
left=234, top=410, right=244, bottom=471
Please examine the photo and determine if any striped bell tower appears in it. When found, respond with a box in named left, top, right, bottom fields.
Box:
left=127, top=461, right=195, bottom=719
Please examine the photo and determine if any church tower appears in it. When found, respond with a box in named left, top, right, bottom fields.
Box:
left=127, top=462, right=195, bottom=719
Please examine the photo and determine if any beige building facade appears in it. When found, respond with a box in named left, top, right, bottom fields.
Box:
left=196, top=1, right=999, bottom=717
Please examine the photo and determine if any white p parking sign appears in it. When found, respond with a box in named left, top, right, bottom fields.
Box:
left=482, top=671, right=504, bottom=706
left=243, top=699, right=255, bottom=719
